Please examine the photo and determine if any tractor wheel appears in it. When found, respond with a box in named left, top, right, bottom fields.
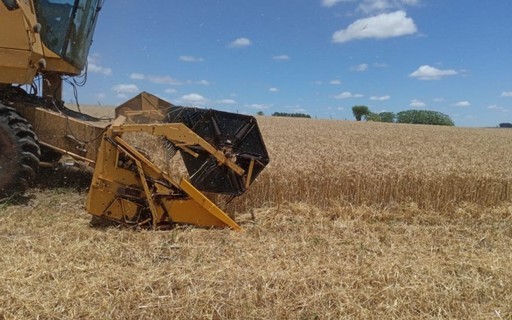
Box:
left=0, top=104, right=41, bottom=199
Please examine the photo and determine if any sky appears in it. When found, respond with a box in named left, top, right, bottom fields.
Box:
left=71, top=0, right=512, bottom=127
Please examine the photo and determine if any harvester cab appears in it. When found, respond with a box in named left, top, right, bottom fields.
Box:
left=0, top=0, right=102, bottom=88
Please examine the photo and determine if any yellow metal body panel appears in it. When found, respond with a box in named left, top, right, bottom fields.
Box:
left=0, top=4, right=32, bottom=49
left=0, top=0, right=81, bottom=85
left=0, top=49, right=39, bottom=84
left=15, top=105, right=107, bottom=162
left=178, top=179, right=242, bottom=230
left=40, top=48, right=81, bottom=75
left=0, top=1, right=44, bottom=84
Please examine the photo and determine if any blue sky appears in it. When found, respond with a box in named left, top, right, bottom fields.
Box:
left=73, top=0, right=512, bottom=127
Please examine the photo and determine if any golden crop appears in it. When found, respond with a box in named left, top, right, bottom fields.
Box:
left=1, top=112, right=511, bottom=319
left=239, top=117, right=512, bottom=212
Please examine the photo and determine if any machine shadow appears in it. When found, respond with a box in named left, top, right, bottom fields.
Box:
left=35, top=165, right=92, bottom=191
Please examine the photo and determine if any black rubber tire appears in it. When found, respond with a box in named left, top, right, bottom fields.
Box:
left=0, top=104, right=41, bottom=198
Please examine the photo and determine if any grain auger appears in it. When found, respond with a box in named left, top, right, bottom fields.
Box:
left=86, top=107, right=269, bottom=230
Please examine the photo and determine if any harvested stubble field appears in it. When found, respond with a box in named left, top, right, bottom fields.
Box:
left=1, top=109, right=512, bottom=319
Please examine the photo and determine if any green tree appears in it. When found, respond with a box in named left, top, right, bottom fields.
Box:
left=379, top=112, right=396, bottom=123
left=365, top=112, right=381, bottom=122
left=256, top=111, right=264, bottom=116
left=352, top=105, right=370, bottom=121
left=396, top=110, right=454, bottom=126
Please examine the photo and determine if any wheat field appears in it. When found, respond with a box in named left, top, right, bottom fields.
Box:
left=242, top=117, right=512, bottom=211
left=1, top=111, right=512, bottom=319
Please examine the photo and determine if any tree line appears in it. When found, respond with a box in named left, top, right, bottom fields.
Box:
left=352, top=105, right=454, bottom=126
left=257, top=111, right=312, bottom=118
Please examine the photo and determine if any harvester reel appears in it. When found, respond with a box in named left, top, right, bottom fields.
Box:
left=166, top=107, right=270, bottom=196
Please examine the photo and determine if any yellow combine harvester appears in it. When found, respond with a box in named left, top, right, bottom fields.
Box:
left=0, top=0, right=269, bottom=230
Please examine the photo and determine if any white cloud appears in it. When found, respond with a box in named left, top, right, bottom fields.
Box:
left=148, top=75, right=181, bottom=85
left=195, top=80, right=210, bottom=86
left=351, top=63, right=369, bottom=72
left=330, top=80, right=342, bottom=85
left=269, top=87, right=279, bottom=92
left=87, top=55, right=112, bottom=76
left=501, top=91, right=512, bottom=97
left=370, top=95, right=390, bottom=101
left=130, top=73, right=182, bottom=85
left=433, top=98, right=445, bottom=102
left=179, top=55, right=204, bottom=62
left=246, top=103, right=271, bottom=110
left=334, top=91, right=364, bottom=99
left=164, top=88, right=177, bottom=94
left=332, top=11, right=417, bottom=43
left=358, top=0, right=392, bottom=13
left=374, top=62, right=388, bottom=68
left=229, top=37, right=252, bottom=48
left=487, top=105, right=509, bottom=113
left=112, top=84, right=139, bottom=94
left=88, top=63, right=112, bottom=76
left=321, top=0, right=353, bottom=7
left=272, top=55, right=290, bottom=61
left=410, top=98, right=426, bottom=108
left=409, top=65, right=458, bottom=80
left=217, top=99, right=237, bottom=104
left=131, top=74, right=208, bottom=86
left=358, top=0, right=420, bottom=14
left=181, top=93, right=208, bottom=105
left=130, top=73, right=145, bottom=80
left=453, top=101, right=470, bottom=107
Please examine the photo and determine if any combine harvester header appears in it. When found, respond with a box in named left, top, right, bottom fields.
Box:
left=85, top=92, right=270, bottom=230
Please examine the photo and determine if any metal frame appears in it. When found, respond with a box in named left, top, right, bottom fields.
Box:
left=86, top=117, right=244, bottom=230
